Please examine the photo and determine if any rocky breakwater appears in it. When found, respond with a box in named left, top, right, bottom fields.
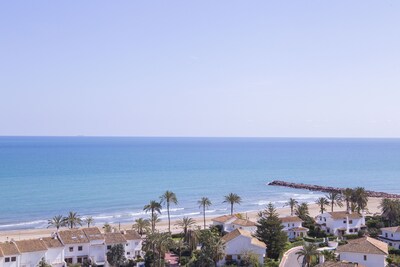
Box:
left=268, top=180, right=400, bottom=198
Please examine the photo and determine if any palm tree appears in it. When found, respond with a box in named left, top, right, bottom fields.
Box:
left=47, top=215, right=65, bottom=231
left=64, top=211, right=82, bottom=229
left=320, top=250, right=336, bottom=262
left=380, top=198, right=400, bottom=226
left=143, top=200, right=162, bottom=233
left=342, top=188, right=354, bottom=212
left=353, top=187, right=369, bottom=213
left=143, top=232, right=173, bottom=267
left=84, top=216, right=94, bottom=228
left=198, top=197, right=212, bottom=229
left=295, top=202, right=310, bottom=221
left=103, top=223, right=112, bottom=233
left=316, top=197, right=329, bottom=214
left=132, top=218, right=150, bottom=236
left=325, top=192, right=343, bottom=212
left=296, top=243, right=319, bottom=267
left=160, top=190, right=178, bottom=233
left=284, top=198, right=298, bottom=216
left=223, top=193, right=242, bottom=215
left=175, top=217, right=196, bottom=242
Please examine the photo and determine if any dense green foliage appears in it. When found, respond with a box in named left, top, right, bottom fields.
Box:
left=255, top=203, right=287, bottom=260
left=106, top=244, right=126, bottom=267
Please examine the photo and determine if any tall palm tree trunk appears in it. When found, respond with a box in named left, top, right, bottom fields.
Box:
left=203, top=206, right=206, bottom=229
left=167, top=202, right=171, bottom=232
left=151, top=209, right=155, bottom=232
left=230, top=203, right=233, bottom=215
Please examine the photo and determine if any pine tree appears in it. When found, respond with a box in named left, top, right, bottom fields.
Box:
left=254, top=203, right=287, bottom=260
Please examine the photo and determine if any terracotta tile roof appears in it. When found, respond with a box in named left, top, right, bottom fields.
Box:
left=279, top=216, right=303, bottom=223
left=0, top=242, right=20, bottom=256
left=105, top=233, right=127, bottom=244
left=222, top=229, right=266, bottom=249
left=381, top=226, right=400, bottom=233
left=0, top=247, right=3, bottom=257
left=337, top=237, right=388, bottom=255
left=15, top=239, right=47, bottom=253
left=315, top=261, right=365, bottom=267
left=327, top=211, right=362, bottom=220
left=123, top=230, right=141, bottom=240
left=58, top=229, right=89, bottom=244
left=41, top=237, right=64, bottom=248
left=232, top=218, right=256, bottom=227
left=222, top=229, right=242, bottom=242
left=211, top=215, right=236, bottom=223
left=82, top=227, right=104, bottom=241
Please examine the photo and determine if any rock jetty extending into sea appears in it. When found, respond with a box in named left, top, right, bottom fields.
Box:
left=268, top=180, right=400, bottom=199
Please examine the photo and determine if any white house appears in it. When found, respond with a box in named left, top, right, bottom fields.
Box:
left=57, top=229, right=90, bottom=265
left=0, top=242, right=20, bottom=267
left=336, top=237, right=388, bottom=267
left=41, top=236, right=65, bottom=267
left=122, top=230, right=143, bottom=259
left=379, top=226, right=400, bottom=249
left=279, top=216, right=308, bottom=240
left=218, top=229, right=266, bottom=266
left=104, top=232, right=127, bottom=259
left=82, top=227, right=106, bottom=266
left=14, top=240, right=47, bottom=267
left=211, top=215, right=257, bottom=233
left=315, top=211, right=366, bottom=236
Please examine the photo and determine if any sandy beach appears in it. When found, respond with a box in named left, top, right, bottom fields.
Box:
left=0, top=197, right=383, bottom=242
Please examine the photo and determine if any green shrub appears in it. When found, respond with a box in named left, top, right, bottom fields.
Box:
left=264, top=258, right=280, bottom=267
left=343, top=234, right=359, bottom=240
left=389, top=248, right=400, bottom=255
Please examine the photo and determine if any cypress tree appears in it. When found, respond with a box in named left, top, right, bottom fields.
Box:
left=254, top=203, right=288, bottom=260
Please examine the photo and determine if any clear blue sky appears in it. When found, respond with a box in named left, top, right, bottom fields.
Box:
left=1, top=1, right=399, bottom=137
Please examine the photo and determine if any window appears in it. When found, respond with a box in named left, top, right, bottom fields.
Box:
left=107, top=245, right=111, bottom=250
left=11, top=257, right=16, bottom=262
left=386, top=233, right=388, bottom=237
left=237, top=255, right=241, bottom=260
left=292, top=223, right=294, bottom=227
left=5, top=258, right=10, bottom=263
left=77, top=258, right=83, bottom=264
left=390, top=243, right=393, bottom=246
left=343, top=220, right=346, bottom=224
left=69, top=247, right=74, bottom=252
left=364, top=255, right=367, bottom=261
left=126, top=243, right=129, bottom=246
left=78, top=246, right=83, bottom=251
left=135, top=242, right=139, bottom=245
left=392, top=234, right=394, bottom=237
left=349, top=220, right=353, bottom=224
left=65, top=258, right=73, bottom=264
left=288, top=223, right=290, bottom=227
left=127, top=252, right=130, bottom=255
left=324, top=218, right=326, bottom=222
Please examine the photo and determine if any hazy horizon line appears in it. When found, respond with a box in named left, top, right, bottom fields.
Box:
left=1, top=135, right=399, bottom=139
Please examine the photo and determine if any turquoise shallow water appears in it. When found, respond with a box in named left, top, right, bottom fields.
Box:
left=0, top=137, right=399, bottom=230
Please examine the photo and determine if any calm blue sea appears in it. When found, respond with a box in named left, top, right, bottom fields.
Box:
left=0, top=137, right=399, bottom=231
